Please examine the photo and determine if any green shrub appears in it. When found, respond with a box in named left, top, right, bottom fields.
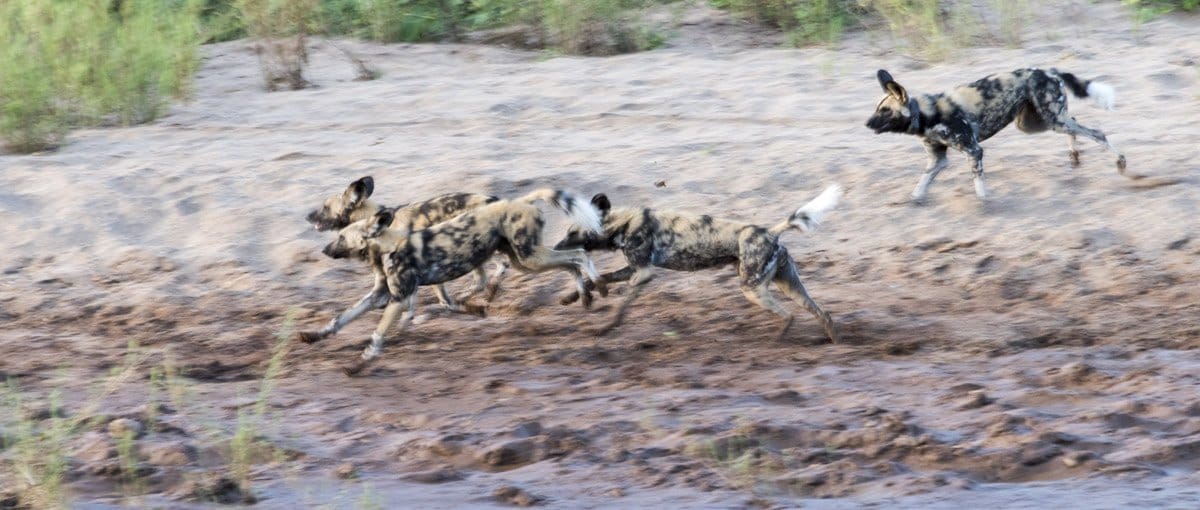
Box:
left=538, top=0, right=666, bottom=54
left=709, top=0, right=858, bottom=45
left=1124, top=0, right=1198, bottom=21
left=0, top=0, right=204, bottom=153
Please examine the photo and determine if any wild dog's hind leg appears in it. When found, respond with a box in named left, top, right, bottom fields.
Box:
left=1056, top=118, right=1126, bottom=175
left=912, top=141, right=949, bottom=202
left=298, top=274, right=390, bottom=344
left=595, top=267, right=653, bottom=336
left=773, top=257, right=840, bottom=343
left=739, top=280, right=795, bottom=342
left=1035, top=92, right=1127, bottom=174
left=509, top=246, right=607, bottom=309
left=1068, top=134, right=1080, bottom=167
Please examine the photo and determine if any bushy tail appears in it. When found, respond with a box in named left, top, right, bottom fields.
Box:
left=516, top=188, right=603, bottom=233
left=769, top=184, right=843, bottom=236
left=1058, top=71, right=1115, bottom=110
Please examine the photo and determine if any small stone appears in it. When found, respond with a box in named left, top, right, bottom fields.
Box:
left=1019, top=442, right=1063, bottom=466
left=107, top=418, right=145, bottom=440
left=334, top=462, right=357, bottom=479
left=23, top=404, right=66, bottom=421
left=605, top=487, right=626, bottom=498
left=493, top=485, right=544, bottom=506
left=762, top=389, right=804, bottom=405
left=513, top=421, right=543, bottom=438
left=170, top=474, right=256, bottom=504
left=74, top=433, right=116, bottom=463
left=429, top=435, right=464, bottom=457
left=401, top=467, right=463, bottom=484
left=141, top=441, right=197, bottom=466
left=480, top=439, right=537, bottom=468
left=956, top=390, right=994, bottom=410
left=1059, top=362, right=1095, bottom=383
left=1062, top=451, right=1094, bottom=468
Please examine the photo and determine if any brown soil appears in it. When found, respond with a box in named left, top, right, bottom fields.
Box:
left=1, top=2, right=1198, bottom=507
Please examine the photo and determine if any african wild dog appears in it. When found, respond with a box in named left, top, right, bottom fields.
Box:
left=866, top=68, right=1126, bottom=201
left=555, top=185, right=843, bottom=343
left=299, top=188, right=608, bottom=375
left=306, top=176, right=510, bottom=309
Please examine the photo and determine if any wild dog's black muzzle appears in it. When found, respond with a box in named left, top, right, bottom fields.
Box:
left=321, top=243, right=343, bottom=259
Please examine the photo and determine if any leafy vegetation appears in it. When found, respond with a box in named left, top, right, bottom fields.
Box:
left=0, top=0, right=204, bottom=153
left=1123, top=0, right=1197, bottom=22
left=709, top=0, right=860, bottom=45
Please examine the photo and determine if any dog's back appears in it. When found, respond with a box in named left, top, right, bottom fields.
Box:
left=609, top=208, right=749, bottom=270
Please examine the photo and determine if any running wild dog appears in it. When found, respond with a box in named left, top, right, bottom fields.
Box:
left=299, top=188, right=607, bottom=375
left=555, top=185, right=843, bottom=343
left=866, top=68, right=1126, bottom=201
left=306, top=176, right=510, bottom=308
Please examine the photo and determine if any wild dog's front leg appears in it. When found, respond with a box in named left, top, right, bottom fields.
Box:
left=434, top=283, right=486, bottom=317
left=344, top=268, right=418, bottom=376
left=343, top=294, right=416, bottom=376
left=560, top=266, right=634, bottom=305
left=482, top=259, right=510, bottom=302
left=969, top=146, right=987, bottom=198
left=297, top=275, right=389, bottom=344
left=594, top=267, right=653, bottom=336
left=912, top=141, right=949, bottom=202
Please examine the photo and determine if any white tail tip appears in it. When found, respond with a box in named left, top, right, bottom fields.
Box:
left=794, top=184, right=844, bottom=232
left=1087, top=81, right=1116, bottom=110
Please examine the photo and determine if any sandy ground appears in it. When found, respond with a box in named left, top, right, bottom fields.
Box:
left=2, top=1, right=1199, bottom=507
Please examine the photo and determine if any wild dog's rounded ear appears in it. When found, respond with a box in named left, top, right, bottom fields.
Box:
left=591, top=193, right=611, bottom=214
left=877, top=70, right=894, bottom=90
left=877, top=70, right=907, bottom=102
left=367, top=208, right=393, bottom=238
left=345, top=176, right=374, bottom=205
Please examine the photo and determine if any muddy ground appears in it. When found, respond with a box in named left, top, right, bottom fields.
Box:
left=1, top=2, right=1199, bottom=508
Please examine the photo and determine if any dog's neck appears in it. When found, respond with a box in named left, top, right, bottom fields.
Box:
left=905, top=97, right=922, bottom=134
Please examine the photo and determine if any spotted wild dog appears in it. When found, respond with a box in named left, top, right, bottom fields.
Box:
left=555, top=185, right=843, bottom=343
left=866, top=68, right=1126, bottom=201
left=299, top=188, right=608, bottom=375
left=306, top=176, right=510, bottom=308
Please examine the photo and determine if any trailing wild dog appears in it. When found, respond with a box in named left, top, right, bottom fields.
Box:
left=866, top=68, right=1126, bottom=201
left=556, top=185, right=843, bottom=343
left=298, top=188, right=608, bottom=375
left=306, top=176, right=510, bottom=307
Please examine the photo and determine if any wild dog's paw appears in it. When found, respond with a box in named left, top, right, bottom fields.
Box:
left=559, top=291, right=581, bottom=306
left=296, top=331, right=325, bottom=344
left=343, top=359, right=371, bottom=377
left=483, top=282, right=502, bottom=302
left=592, top=322, right=618, bottom=337
left=593, top=279, right=608, bottom=298
left=1117, top=155, right=1127, bottom=175
left=1069, top=149, right=1081, bottom=167
left=973, top=177, right=989, bottom=199
left=580, top=290, right=594, bottom=310
left=465, top=303, right=487, bottom=318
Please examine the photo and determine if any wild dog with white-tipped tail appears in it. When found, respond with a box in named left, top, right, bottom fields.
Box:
left=866, top=68, right=1126, bottom=201
left=556, top=185, right=843, bottom=343
left=300, top=188, right=608, bottom=375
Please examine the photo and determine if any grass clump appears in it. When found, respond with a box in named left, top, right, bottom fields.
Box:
left=0, top=0, right=205, bottom=153
left=235, top=0, right=322, bottom=91
left=710, top=0, right=858, bottom=45
left=211, top=0, right=671, bottom=55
